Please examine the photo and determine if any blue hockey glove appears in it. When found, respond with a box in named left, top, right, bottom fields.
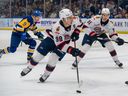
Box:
left=34, top=32, right=44, bottom=41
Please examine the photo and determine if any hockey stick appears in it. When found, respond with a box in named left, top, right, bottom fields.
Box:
left=73, top=41, right=82, bottom=93
left=20, top=37, right=43, bottom=46
left=28, top=37, right=43, bottom=41
left=97, top=37, right=128, bottom=44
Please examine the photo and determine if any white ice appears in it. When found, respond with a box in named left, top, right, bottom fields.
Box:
left=0, top=30, right=128, bottom=96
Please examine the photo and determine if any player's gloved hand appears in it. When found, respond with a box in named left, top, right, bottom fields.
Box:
left=89, top=31, right=97, bottom=40
left=71, top=29, right=80, bottom=41
left=116, top=37, right=124, bottom=45
left=67, top=46, right=85, bottom=57
left=21, top=32, right=27, bottom=41
left=34, top=32, right=44, bottom=41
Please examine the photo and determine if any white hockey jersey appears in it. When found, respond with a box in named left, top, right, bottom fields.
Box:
left=84, top=15, right=118, bottom=40
left=51, top=16, right=83, bottom=52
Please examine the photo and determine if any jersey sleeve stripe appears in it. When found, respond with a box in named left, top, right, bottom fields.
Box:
left=109, top=33, right=118, bottom=38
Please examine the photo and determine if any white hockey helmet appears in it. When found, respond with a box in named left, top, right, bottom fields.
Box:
left=59, top=8, right=73, bottom=19
left=101, top=8, right=110, bottom=15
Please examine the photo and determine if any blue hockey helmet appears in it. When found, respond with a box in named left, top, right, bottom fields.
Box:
left=32, top=10, right=42, bottom=17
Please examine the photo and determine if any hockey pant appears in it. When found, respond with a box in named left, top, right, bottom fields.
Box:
left=2, top=32, right=36, bottom=60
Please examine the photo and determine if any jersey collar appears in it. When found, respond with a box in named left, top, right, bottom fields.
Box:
left=59, top=20, right=71, bottom=31
left=100, top=19, right=109, bottom=26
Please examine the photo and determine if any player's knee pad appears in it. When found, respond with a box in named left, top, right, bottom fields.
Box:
left=82, top=34, right=93, bottom=46
left=32, top=51, right=45, bottom=62
left=48, top=53, right=59, bottom=66
left=9, top=46, right=17, bottom=53
left=105, top=41, right=115, bottom=52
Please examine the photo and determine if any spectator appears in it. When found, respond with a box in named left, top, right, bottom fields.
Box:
left=0, top=0, right=127, bottom=18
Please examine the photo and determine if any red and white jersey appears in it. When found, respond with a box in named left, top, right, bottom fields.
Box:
left=51, top=16, right=83, bottom=52
left=85, top=15, right=118, bottom=40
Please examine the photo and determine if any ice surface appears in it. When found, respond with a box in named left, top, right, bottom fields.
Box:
left=0, top=30, right=128, bottom=96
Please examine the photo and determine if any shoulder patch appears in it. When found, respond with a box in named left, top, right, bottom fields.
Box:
left=109, top=21, right=114, bottom=26
left=95, top=16, right=100, bottom=19
left=93, top=15, right=101, bottom=20
left=110, top=21, right=114, bottom=24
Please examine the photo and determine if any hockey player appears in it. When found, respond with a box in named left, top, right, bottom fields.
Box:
left=72, top=8, right=124, bottom=68
left=0, top=10, right=44, bottom=62
left=20, top=8, right=85, bottom=82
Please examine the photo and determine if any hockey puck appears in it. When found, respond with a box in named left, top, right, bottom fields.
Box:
left=76, top=90, right=81, bottom=93
left=125, top=81, right=128, bottom=85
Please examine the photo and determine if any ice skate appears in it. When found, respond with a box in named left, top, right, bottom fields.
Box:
left=0, top=49, right=3, bottom=58
left=71, top=63, right=77, bottom=69
left=115, top=60, right=123, bottom=68
left=21, top=66, right=32, bottom=76
left=39, top=72, right=50, bottom=83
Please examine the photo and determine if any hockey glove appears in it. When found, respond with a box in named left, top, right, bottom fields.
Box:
left=89, top=31, right=97, bottom=41
left=116, top=37, right=124, bottom=45
left=21, top=32, right=27, bottom=41
left=67, top=46, right=85, bottom=58
left=71, top=29, right=80, bottom=41
left=34, top=32, right=44, bottom=41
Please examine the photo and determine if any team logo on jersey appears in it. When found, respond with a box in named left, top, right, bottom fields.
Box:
left=110, top=21, right=114, bottom=24
left=55, top=34, right=70, bottom=42
left=23, top=22, right=27, bottom=26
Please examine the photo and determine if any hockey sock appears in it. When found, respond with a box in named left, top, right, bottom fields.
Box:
left=3, top=47, right=10, bottom=54
left=43, top=64, right=56, bottom=77
left=29, top=57, right=39, bottom=68
left=45, top=64, right=56, bottom=73
left=27, top=47, right=35, bottom=61
left=109, top=50, right=119, bottom=61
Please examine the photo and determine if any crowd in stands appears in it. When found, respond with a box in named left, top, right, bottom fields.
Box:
left=0, top=0, right=128, bottom=18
